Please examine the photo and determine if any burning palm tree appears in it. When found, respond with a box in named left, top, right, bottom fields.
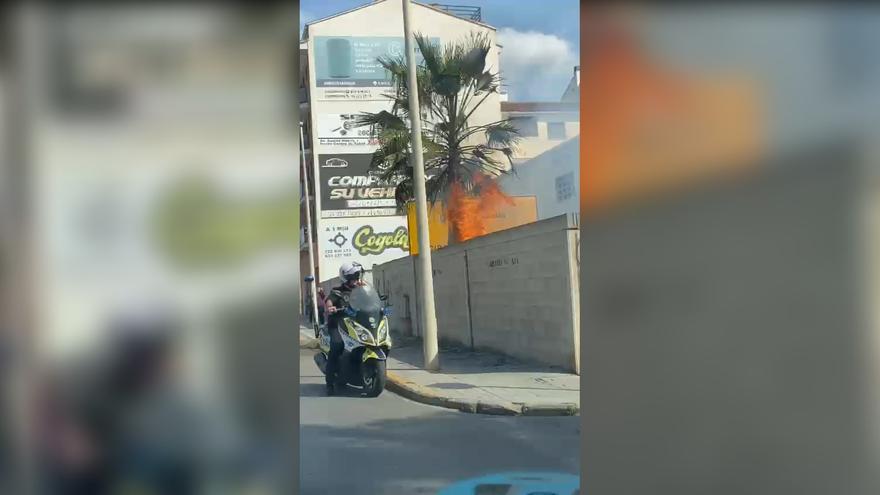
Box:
left=356, top=32, right=521, bottom=244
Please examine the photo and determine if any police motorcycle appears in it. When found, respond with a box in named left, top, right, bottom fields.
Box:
left=314, top=283, right=392, bottom=397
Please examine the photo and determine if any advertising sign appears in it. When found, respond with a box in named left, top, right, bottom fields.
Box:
left=313, top=36, right=439, bottom=101
left=316, top=113, right=380, bottom=152
left=316, top=153, right=402, bottom=218
left=317, top=216, right=410, bottom=282
left=407, top=196, right=538, bottom=255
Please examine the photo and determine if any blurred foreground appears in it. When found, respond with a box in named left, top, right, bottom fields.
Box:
left=8, top=3, right=880, bottom=495
left=582, top=5, right=880, bottom=495
left=1, top=5, right=299, bottom=493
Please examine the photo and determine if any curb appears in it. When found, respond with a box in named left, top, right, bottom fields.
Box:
left=385, top=371, right=579, bottom=417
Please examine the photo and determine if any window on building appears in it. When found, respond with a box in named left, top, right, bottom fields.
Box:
left=511, top=117, right=539, bottom=137
left=547, top=122, right=567, bottom=140
left=556, top=172, right=574, bottom=202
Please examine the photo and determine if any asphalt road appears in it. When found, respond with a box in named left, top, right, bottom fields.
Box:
left=299, top=350, right=581, bottom=494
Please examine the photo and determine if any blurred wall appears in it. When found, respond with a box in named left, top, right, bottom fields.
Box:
left=5, top=5, right=301, bottom=492
left=643, top=6, right=880, bottom=156
left=26, top=5, right=300, bottom=365
left=583, top=142, right=872, bottom=494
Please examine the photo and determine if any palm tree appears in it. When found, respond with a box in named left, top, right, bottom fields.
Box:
left=355, top=32, right=520, bottom=243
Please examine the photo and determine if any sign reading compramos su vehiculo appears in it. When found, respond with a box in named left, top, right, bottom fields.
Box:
left=317, top=153, right=404, bottom=218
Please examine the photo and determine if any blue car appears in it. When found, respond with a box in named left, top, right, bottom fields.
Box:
left=438, top=472, right=579, bottom=495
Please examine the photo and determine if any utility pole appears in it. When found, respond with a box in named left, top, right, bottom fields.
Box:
left=300, top=123, right=321, bottom=335
left=401, top=0, right=439, bottom=370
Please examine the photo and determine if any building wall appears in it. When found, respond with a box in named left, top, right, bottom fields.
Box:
left=499, top=136, right=580, bottom=220
left=374, top=214, right=580, bottom=371
left=507, top=113, right=580, bottom=160
left=305, top=1, right=502, bottom=144
left=465, top=221, right=579, bottom=371
left=304, top=0, right=502, bottom=281
left=373, top=261, right=418, bottom=337
left=430, top=250, right=472, bottom=346
left=561, top=67, right=580, bottom=102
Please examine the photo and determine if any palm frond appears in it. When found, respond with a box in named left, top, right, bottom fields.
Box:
left=485, top=121, right=521, bottom=148
left=353, top=30, right=524, bottom=222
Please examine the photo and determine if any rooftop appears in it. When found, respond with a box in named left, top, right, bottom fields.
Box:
left=428, top=4, right=482, bottom=22
left=302, top=0, right=494, bottom=40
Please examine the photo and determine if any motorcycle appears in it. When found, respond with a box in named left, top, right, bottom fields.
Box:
left=314, top=284, right=392, bottom=397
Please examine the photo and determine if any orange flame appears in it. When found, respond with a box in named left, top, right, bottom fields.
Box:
left=448, top=174, right=515, bottom=242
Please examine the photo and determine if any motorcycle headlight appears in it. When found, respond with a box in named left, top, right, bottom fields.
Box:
left=377, top=319, right=389, bottom=344
left=352, top=323, right=376, bottom=345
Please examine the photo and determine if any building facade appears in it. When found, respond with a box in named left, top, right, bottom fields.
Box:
left=496, top=77, right=581, bottom=221
left=299, top=0, right=502, bottom=289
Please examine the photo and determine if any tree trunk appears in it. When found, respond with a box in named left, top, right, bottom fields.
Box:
left=444, top=166, right=461, bottom=246
left=443, top=188, right=461, bottom=247
left=447, top=211, right=461, bottom=246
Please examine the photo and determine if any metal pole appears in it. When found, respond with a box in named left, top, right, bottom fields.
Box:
left=300, top=123, right=321, bottom=334
left=402, top=0, right=439, bottom=370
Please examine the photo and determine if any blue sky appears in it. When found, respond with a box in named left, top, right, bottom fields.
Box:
left=300, top=0, right=580, bottom=101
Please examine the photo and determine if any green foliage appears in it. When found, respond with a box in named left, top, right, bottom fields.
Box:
left=355, top=32, right=521, bottom=209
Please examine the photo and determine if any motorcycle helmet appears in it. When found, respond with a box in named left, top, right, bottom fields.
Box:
left=339, top=261, right=364, bottom=283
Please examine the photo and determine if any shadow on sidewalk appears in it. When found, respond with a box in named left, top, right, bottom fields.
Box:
left=389, top=333, right=572, bottom=376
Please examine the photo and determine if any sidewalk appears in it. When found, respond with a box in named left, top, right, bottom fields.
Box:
left=299, top=326, right=579, bottom=416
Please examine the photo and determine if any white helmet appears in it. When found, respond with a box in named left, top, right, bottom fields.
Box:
left=339, top=261, right=364, bottom=283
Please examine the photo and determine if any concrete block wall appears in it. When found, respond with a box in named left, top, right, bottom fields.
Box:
left=372, top=260, right=417, bottom=336
left=373, top=214, right=580, bottom=371
left=466, top=226, right=579, bottom=370
left=429, top=250, right=472, bottom=347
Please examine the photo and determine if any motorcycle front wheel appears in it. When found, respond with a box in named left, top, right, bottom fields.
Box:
left=361, top=359, right=387, bottom=397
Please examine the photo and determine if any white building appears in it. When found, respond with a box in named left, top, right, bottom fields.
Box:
left=561, top=66, right=580, bottom=103
left=299, top=0, right=502, bottom=284
left=499, top=135, right=579, bottom=220
left=497, top=73, right=580, bottom=221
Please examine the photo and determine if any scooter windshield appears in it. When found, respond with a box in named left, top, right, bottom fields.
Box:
left=348, top=285, right=382, bottom=315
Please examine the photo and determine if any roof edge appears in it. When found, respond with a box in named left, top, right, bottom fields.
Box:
left=302, top=0, right=495, bottom=40
left=416, top=2, right=496, bottom=31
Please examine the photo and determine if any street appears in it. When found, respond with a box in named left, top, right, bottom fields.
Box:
left=299, top=350, right=581, bottom=494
